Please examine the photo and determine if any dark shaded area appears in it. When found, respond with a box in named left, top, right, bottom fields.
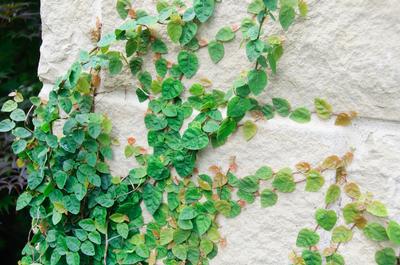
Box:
left=0, top=0, right=42, bottom=263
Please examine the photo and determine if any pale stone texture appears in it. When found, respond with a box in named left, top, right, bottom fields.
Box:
left=39, top=0, right=400, bottom=264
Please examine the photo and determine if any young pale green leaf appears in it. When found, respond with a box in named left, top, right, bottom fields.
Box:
left=172, top=244, right=188, bottom=260
left=332, top=225, right=353, bottom=243
left=314, top=98, right=332, bottom=120
left=167, top=21, right=182, bottom=43
left=305, top=170, right=324, bottom=192
left=160, top=228, right=174, bottom=245
left=367, top=200, right=388, bottom=218
left=242, top=120, right=257, bottom=141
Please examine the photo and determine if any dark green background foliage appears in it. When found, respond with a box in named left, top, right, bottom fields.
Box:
left=0, top=0, right=42, bottom=263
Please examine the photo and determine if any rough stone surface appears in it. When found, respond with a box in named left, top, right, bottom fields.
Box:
left=39, top=0, right=400, bottom=264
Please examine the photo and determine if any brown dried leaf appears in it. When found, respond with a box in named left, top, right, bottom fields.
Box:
left=296, top=162, right=311, bottom=172
left=344, top=182, right=361, bottom=199
left=335, top=113, right=352, bottom=126
left=321, top=155, right=341, bottom=169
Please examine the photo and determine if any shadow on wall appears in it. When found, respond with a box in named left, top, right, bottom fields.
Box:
left=0, top=0, right=42, bottom=263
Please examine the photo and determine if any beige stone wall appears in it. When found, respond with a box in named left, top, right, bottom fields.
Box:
left=39, top=0, right=400, bottom=264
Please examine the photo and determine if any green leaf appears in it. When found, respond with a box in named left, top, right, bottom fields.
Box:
left=216, top=27, right=235, bottom=42
left=136, top=16, right=158, bottom=26
left=172, top=244, right=188, bottom=260
left=314, top=98, right=332, bottom=120
left=248, top=69, right=268, bottom=95
left=195, top=214, right=211, bottom=235
left=178, top=51, right=199, bottom=78
left=182, top=127, right=209, bottom=150
left=152, top=38, right=168, bottom=54
left=162, top=78, right=184, bottom=99
left=1, top=100, right=17, bottom=112
left=12, top=139, right=27, bottom=154
left=248, top=0, right=264, bottom=14
left=305, top=170, right=324, bottom=192
left=108, top=56, right=123, bottom=75
left=375, top=248, right=397, bottom=265
left=116, top=0, right=130, bottom=19
left=227, top=96, right=251, bottom=118
left=272, top=168, right=295, bottom=193
left=290, top=107, right=311, bottom=123
left=160, top=228, right=174, bottom=245
left=260, top=189, right=278, bottom=207
left=194, top=0, right=215, bottom=22
left=272, top=98, right=291, bottom=117
left=167, top=22, right=182, bottom=43
left=263, top=0, right=277, bottom=11
left=143, top=183, right=162, bottom=215
left=79, top=219, right=96, bottom=232
left=332, top=225, right=353, bottom=243
left=144, top=114, right=168, bottom=131
left=363, top=223, right=389, bottom=241
left=81, top=240, right=95, bottom=256
left=117, top=223, right=129, bottom=239
left=325, top=184, right=341, bottom=205
left=242, top=120, right=257, bottom=141
left=180, top=22, right=198, bottom=46
left=279, top=5, right=295, bottom=30
left=66, top=252, right=80, bottom=265
left=315, top=209, right=337, bottom=231
left=136, top=244, right=150, bottom=258
left=10, top=109, right=26, bottom=121
left=326, top=253, right=345, bottom=265
left=179, top=206, right=198, bottom=220
left=302, top=250, right=322, bottom=265
left=208, top=41, right=224, bottom=63
left=0, top=119, right=16, bottom=132
left=16, top=192, right=32, bottom=210
left=66, top=236, right=81, bottom=252
left=88, top=231, right=101, bottom=245
left=387, top=220, right=400, bottom=245
left=255, top=166, right=273, bottom=180
left=367, top=200, right=388, bottom=217
left=12, top=127, right=31, bottom=138
left=54, top=171, right=68, bottom=189
left=147, top=156, right=169, bottom=180
left=239, top=176, right=259, bottom=193
left=296, top=228, right=320, bottom=247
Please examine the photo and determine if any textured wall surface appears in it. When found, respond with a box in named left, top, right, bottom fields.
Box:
left=39, top=0, right=400, bottom=264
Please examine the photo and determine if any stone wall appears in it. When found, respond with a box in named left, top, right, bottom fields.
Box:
left=39, top=0, right=400, bottom=264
